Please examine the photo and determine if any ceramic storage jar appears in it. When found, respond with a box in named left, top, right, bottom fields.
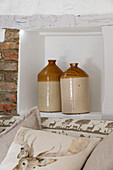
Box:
left=38, top=60, right=63, bottom=112
left=60, top=63, right=89, bottom=114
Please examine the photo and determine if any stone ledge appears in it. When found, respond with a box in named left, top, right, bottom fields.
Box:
left=0, top=14, right=113, bottom=31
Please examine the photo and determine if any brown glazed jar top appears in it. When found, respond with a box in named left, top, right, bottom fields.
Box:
left=38, top=60, right=63, bottom=82
left=60, top=63, right=88, bottom=79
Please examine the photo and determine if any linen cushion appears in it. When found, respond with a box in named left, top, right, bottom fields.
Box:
left=1, top=127, right=100, bottom=170
left=0, top=106, right=41, bottom=164
left=83, top=131, right=113, bottom=170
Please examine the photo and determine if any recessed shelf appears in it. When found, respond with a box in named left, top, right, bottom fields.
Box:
left=40, top=112, right=101, bottom=120
left=19, top=30, right=103, bottom=118
left=18, top=27, right=113, bottom=120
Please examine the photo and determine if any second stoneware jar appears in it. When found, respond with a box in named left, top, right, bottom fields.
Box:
left=38, top=60, right=63, bottom=112
left=60, top=63, right=89, bottom=114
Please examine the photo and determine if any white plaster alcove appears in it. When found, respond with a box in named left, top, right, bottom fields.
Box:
left=0, top=0, right=113, bottom=120
left=18, top=26, right=113, bottom=120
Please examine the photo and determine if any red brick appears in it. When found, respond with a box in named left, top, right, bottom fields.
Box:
left=16, top=41, right=19, bottom=45
left=0, top=82, right=17, bottom=92
left=4, top=72, right=18, bottom=82
left=5, top=29, right=19, bottom=40
left=0, top=29, right=19, bottom=115
left=0, top=107, right=18, bottom=115
left=4, top=51, right=18, bottom=61
left=0, top=53, right=2, bottom=59
left=5, top=93, right=17, bottom=103
left=0, top=93, right=17, bottom=103
left=0, top=42, right=19, bottom=50
left=0, top=61, right=17, bottom=71
left=0, top=73, right=3, bottom=81
left=0, top=103, right=15, bottom=111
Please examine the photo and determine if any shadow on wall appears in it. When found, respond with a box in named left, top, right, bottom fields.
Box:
left=84, top=58, right=102, bottom=112
left=57, top=56, right=69, bottom=72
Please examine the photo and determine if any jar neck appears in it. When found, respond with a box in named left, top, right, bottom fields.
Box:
left=70, top=63, right=78, bottom=67
left=48, top=60, right=56, bottom=64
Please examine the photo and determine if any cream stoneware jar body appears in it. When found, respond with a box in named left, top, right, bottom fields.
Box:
left=38, top=81, right=61, bottom=112
left=38, top=60, right=63, bottom=112
left=60, top=63, right=89, bottom=114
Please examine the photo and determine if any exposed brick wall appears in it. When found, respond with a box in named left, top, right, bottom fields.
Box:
left=0, top=29, right=19, bottom=115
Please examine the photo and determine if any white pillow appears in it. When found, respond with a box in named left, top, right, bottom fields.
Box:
left=1, top=127, right=101, bottom=170
left=0, top=106, right=41, bottom=164
left=83, top=130, right=113, bottom=170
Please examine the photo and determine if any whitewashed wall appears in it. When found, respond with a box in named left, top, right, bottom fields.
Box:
left=0, top=0, right=113, bottom=16
left=102, top=26, right=113, bottom=120
left=18, top=30, right=104, bottom=115
left=45, top=34, right=104, bottom=113
left=18, top=30, right=45, bottom=115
